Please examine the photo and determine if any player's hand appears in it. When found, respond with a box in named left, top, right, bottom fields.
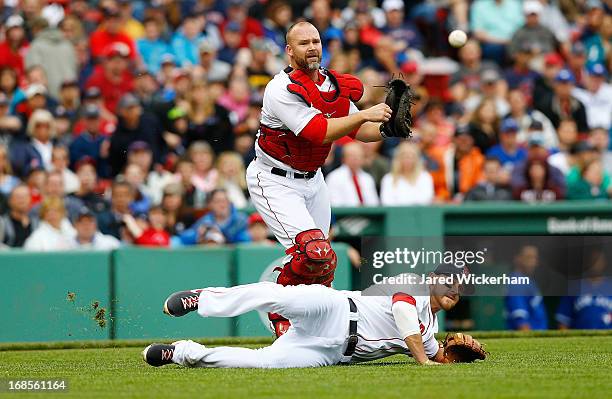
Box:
left=361, top=103, right=392, bottom=123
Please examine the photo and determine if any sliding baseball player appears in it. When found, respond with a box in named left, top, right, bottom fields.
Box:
left=244, top=21, right=413, bottom=336
left=142, top=264, right=486, bottom=368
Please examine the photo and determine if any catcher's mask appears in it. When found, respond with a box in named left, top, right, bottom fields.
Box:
left=434, top=264, right=475, bottom=295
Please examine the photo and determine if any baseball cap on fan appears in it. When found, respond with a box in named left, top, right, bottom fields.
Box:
left=586, top=0, right=604, bottom=11
left=25, top=84, right=47, bottom=99
left=5, top=14, right=24, bottom=29
left=84, top=86, right=102, bottom=100
left=588, top=63, right=608, bottom=78
left=555, top=69, right=575, bottom=84
left=481, top=69, right=500, bottom=84
left=248, top=213, right=265, bottom=226
left=544, top=52, right=564, bottom=67
left=523, top=0, right=543, bottom=15
left=454, top=123, right=471, bottom=137
left=84, top=103, right=100, bottom=118
left=118, top=93, right=140, bottom=109
left=382, top=0, right=404, bottom=12
left=500, top=118, right=519, bottom=133
left=434, top=263, right=475, bottom=295
left=73, top=206, right=96, bottom=223
left=198, top=223, right=226, bottom=244
left=528, top=132, right=545, bottom=147
left=529, top=120, right=544, bottom=132
left=160, top=53, right=176, bottom=66
left=198, top=38, right=218, bottom=54
left=41, top=3, right=64, bottom=28
left=167, top=106, right=187, bottom=121
left=104, top=42, right=131, bottom=58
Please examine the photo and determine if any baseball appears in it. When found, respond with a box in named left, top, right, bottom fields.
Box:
left=448, top=30, right=468, bottom=48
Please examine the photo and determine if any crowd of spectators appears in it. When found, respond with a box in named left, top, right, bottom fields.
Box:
left=0, top=0, right=611, bottom=251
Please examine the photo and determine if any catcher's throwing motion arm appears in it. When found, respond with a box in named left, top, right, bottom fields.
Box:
left=322, top=103, right=392, bottom=144
left=321, top=77, right=416, bottom=144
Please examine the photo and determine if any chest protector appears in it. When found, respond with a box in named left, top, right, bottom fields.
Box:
left=258, top=67, right=364, bottom=172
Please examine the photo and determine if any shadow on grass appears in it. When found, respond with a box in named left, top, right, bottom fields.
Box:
left=340, top=360, right=410, bottom=367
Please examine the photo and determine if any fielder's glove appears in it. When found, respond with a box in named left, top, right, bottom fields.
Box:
left=442, top=333, right=488, bottom=363
left=379, top=79, right=415, bottom=139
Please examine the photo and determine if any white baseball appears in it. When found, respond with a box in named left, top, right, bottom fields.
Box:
left=448, top=30, right=468, bottom=48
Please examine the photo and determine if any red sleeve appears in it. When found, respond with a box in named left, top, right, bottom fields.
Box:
left=348, top=128, right=359, bottom=139
left=392, top=292, right=416, bottom=306
left=299, top=114, right=328, bottom=146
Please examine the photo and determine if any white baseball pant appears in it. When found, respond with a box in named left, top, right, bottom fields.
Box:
left=246, top=158, right=331, bottom=248
left=171, top=282, right=351, bottom=368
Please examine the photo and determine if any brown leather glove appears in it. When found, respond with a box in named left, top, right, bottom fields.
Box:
left=442, top=333, right=488, bottom=363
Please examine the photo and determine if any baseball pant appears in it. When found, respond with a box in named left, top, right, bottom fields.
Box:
left=171, top=282, right=351, bottom=368
left=246, top=158, right=331, bottom=248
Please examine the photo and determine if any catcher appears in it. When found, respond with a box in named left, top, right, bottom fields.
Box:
left=142, top=264, right=487, bottom=368
left=244, top=21, right=415, bottom=337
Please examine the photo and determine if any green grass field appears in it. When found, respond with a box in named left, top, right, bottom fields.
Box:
left=0, top=333, right=611, bottom=399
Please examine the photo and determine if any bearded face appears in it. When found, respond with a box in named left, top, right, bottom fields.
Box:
left=287, top=23, right=323, bottom=71
left=430, top=279, right=461, bottom=311
left=294, top=47, right=321, bottom=71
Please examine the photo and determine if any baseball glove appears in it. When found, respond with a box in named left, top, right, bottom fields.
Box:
left=442, top=333, right=487, bottom=363
left=379, top=79, right=415, bottom=139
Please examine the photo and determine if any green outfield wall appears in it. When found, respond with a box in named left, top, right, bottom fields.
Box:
left=0, top=251, right=112, bottom=342
left=2, top=202, right=611, bottom=342
left=330, top=201, right=612, bottom=238
left=0, top=244, right=353, bottom=342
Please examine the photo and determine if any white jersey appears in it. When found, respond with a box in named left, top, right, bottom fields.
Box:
left=171, top=281, right=441, bottom=369
left=256, top=68, right=359, bottom=173
left=343, top=290, right=440, bottom=362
